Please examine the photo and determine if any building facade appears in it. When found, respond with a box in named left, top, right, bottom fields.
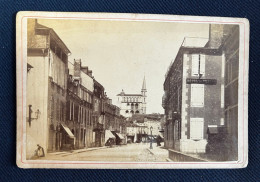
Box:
left=92, top=79, right=106, bottom=147
left=116, top=77, right=147, bottom=117
left=162, top=24, right=239, bottom=160
left=126, top=114, right=164, bottom=143
left=26, top=19, right=128, bottom=158
left=26, top=19, right=72, bottom=158
left=67, top=59, right=94, bottom=149
left=104, top=97, right=127, bottom=145
left=222, top=25, right=239, bottom=161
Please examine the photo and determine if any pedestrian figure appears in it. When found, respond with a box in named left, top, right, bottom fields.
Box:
left=35, top=144, right=45, bottom=157
left=156, top=135, right=162, bottom=147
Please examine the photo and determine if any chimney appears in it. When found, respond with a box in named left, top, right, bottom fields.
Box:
left=81, top=66, right=88, bottom=75
left=208, top=24, right=224, bottom=48
left=88, top=70, right=93, bottom=77
left=74, top=59, right=81, bottom=77
left=27, top=19, right=38, bottom=47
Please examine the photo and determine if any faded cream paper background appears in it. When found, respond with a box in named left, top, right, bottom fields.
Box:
left=16, top=11, right=249, bottom=169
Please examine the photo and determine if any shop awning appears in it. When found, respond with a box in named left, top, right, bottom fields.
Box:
left=105, top=130, right=116, bottom=143
left=116, top=133, right=125, bottom=140
left=61, top=124, right=75, bottom=139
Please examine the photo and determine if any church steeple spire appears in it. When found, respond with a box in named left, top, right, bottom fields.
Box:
left=141, top=76, right=146, bottom=91
left=141, top=76, right=147, bottom=114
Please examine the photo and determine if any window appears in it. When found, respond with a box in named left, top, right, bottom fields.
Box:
left=220, top=118, right=224, bottom=125
left=85, top=110, right=88, bottom=125
left=190, top=118, right=204, bottom=140
left=174, top=120, right=179, bottom=141
left=66, top=101, right=70, bottom=121
left=72, top=102, right=75, bottom=120
left=177, top=87, right=181, bottom=112
left=89, top=111, right=91, bottom=125
left=81, top=107, right=84, bottom=124
left=60, top=102, right=64, bottom=122
left=192, top=54, right=199, bottom=75
left=125, top=110, right=129, bottom=113
left=221, top=84, right=224, bottom=108
left=56, top=99, right=60, bottom=121
left=200, top=54, right=205, bottom=75
left=74, top=104, right=79, bottom=122
left=51, top=96, right=54, bottom=120
left=192, top=54, right=205, bottom=76
left=191, top=84, right=204, bottom=107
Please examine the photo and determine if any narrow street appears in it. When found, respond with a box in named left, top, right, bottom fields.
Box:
left=41, top=143, right=169, bottom=162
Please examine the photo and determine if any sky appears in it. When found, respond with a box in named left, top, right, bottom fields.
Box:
left=38, top=19, right=209, bottom=114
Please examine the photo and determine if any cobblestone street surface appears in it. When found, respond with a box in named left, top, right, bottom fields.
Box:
left=38, top=143, right=169, bottom=162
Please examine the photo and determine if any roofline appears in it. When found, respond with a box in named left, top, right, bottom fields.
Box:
left=35, top=23, right=71, bottom=55
left=163, top=45, right=222, bottom=86
left=117, top=94, right=143, bottom=96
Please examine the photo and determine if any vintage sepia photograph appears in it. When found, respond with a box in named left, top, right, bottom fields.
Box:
left=16, top=12, right=249, bottom=169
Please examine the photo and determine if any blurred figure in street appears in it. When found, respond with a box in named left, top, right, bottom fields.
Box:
left=35, top=144, right=45, bottom=157
left=156, top=135, right=162, bottom=147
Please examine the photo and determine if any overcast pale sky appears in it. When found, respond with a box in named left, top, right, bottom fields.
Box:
left=38, top=19, right=209, bottom=114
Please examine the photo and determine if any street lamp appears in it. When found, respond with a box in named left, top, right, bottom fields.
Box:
left=150, top=126, right=153, bottom=149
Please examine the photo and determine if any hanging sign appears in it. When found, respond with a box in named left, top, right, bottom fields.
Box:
left=186, top=78, right=217, bottom=85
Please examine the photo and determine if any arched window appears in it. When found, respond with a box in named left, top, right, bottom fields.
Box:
left=135, top=103, right=138, bottom=109
left=130, top=110, right=134, bottom=113
left=125, top=110, right=129, bottom=113
left=136, top=110, right=139, bottom=114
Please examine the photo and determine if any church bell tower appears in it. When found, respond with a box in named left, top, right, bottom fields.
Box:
left=141, top=76, right=147, bottom=114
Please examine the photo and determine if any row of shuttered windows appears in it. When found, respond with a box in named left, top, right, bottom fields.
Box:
left=190, top=55, right=205, bottom=140
left=66, top=101, right=92, bottom=125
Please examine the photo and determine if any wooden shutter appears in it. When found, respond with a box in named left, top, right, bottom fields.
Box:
left=191, top=84, right=204, bottom=107
left=192, top=54, right=199, bottom=75
left=199, top=54, right=205, bottom=75
left=190, top=118, right=204, bottom=140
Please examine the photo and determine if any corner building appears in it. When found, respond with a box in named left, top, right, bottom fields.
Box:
left=163, top=39, right=225, bottom=154
left=26, top=19, right=72, bottom=158
left=163, top=24, right=239, bottom=158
